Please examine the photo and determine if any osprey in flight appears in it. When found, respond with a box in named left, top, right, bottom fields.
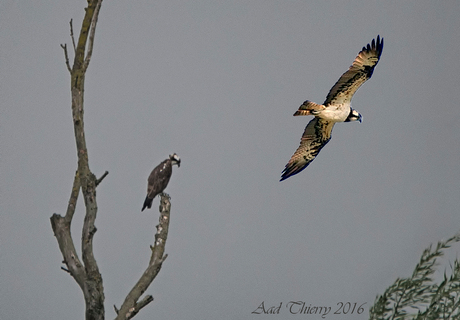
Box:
left=141, top=153, right=181, bottom=211
left=280, top=36, right=383, bottom=181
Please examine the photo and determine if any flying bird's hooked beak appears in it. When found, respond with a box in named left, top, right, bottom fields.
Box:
left=345, top=109, right=362, bottom=123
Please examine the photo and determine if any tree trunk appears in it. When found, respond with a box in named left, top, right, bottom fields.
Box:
left=51, top=2, right=172, bottom=319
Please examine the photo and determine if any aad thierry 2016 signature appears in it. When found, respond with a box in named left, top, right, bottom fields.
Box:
left=252, top=301, right=367, bottom=318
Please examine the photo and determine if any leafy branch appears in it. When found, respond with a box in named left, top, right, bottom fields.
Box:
left=370, top=232, right=460, bottom=320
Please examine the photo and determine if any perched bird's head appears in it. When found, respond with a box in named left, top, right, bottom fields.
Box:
left=170, top=153, right=181, bottom=167
left=345, top=108, right=362, bottom=123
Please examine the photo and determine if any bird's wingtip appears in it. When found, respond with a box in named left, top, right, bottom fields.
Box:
left=280, top=169, right=292, bottom=181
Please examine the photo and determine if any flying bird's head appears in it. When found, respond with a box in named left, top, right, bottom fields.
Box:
left=170, top=153, right=181, bottom=167
left=345, top=108, right=362, bottom=123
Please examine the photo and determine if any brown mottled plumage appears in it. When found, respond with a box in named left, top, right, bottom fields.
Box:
left=141, top=153, right=180, bottom=211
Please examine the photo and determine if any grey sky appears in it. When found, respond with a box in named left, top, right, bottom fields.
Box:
left=1, top=0, right=460, bottom=319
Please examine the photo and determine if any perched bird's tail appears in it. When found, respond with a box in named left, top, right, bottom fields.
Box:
left=141, top=196, right=153, bottom=212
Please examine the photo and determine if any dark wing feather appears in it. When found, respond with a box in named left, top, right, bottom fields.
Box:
left=280, top=118, right=334, bottom=181
left=323, top=36, right=383, bottom=106
left=141, top=159, right=172, bottom=211
left=147, top=159, right=172, bottom=199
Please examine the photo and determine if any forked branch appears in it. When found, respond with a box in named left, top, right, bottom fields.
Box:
left=52, top=1, right=172, bottom=319
left=51, top=1, right=106, bottom=320
left=114, top=194, right=172, bottom=320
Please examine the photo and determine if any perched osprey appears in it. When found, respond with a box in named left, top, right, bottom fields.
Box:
left=280, top=36, right=383, bottom=181
left=141, top=153, right=181, bottom=211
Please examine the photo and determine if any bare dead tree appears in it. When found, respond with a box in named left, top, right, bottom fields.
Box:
left=50, top=1, right=171, bottom=319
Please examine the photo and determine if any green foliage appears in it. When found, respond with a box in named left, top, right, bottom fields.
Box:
left=370, top=233, right=460, bottom=320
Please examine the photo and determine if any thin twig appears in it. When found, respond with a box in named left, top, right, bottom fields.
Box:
left=61, top=266, right=71, bottom=274
left=118, top=296, right=154, bottom=320
left=135, top=295, right=154, bottom=314
left=70, top=19, right=76, bottom=54
left=95, top=170, right=109, bottom=187
left=83, top=0, right=103, bottom=71
left=60, top=44, right=72, bottom=73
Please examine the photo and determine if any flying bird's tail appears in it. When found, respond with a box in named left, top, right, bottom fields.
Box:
left=294, top=100, right=325, bottom=116
left=141, top=196, right=153, bottom=212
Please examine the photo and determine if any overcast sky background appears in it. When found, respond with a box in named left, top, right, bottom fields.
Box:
left=1, top=0, right=460, bottom=319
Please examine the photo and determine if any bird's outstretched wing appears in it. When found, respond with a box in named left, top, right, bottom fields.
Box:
left=280, top=117, right=334, bottom=181
left=323, top=35, right=384, bottom=106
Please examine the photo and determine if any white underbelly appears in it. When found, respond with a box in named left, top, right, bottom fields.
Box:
left=319, top=105, right=351, bottom=122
